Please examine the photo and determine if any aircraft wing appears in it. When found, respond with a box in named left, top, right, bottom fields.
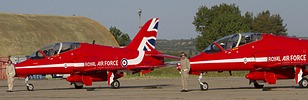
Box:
left=149, top=53, right=180, bottom=67
left=124, top=53, right=180, bottom=74
left=72, top=67, right=123, bottom=72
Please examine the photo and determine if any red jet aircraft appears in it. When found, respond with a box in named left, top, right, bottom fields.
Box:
left=14, top=18, right=179, bottom=91
left=180, top=33, right=308, bottom=90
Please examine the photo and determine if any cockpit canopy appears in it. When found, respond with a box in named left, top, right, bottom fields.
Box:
left=30, top=42, right=80, bottom=60
left=203, top=33, right=262, bottom=54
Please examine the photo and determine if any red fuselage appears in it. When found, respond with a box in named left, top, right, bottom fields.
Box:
left=189, top=33, right=308, bottom=82
left=15, top=43, right=164, bottom=78
left=13, top=18, right=180, bottom=89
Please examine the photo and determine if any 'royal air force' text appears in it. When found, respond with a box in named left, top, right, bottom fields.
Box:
left=84, top=60, right=119, bottom=67
left=267, top=54, right=306, bottom=62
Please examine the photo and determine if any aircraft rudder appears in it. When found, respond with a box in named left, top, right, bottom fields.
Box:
left=125, top=18, right=159, bottom=51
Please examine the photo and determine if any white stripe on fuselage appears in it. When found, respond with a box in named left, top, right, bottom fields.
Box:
left=15, top=63, right=84, bottom=69
left=190, top=57, right=267, bottom=64
left=127, top=51, right=145, bottom=65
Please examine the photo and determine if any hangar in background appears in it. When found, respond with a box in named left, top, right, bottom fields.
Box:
left=0, top=12, right=119, bottom=57
left=0, top=13, right=119, bottom=79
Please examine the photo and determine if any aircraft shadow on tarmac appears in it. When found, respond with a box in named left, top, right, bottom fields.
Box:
left=0, top=85, right=25, bottom=88
left=4, top=84, right=304, bottom=92
left=14, top=84, right=173, bottom=91
left=189, top=85, right=303, bottom=91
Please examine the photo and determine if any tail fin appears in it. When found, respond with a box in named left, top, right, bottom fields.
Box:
left=125, top=18, right=159, bottom=51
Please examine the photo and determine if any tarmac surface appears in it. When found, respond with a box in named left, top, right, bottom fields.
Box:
left=0, top=77, right=307, bottom=100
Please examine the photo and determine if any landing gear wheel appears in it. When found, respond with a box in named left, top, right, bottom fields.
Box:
left=200, top=82, right=208, bottom=91
left=111, top=80, right=120, bottom=89
left=27, top=84, right=34, bottom=91
left=253, top=83, right=264, bottom=88
left=299, top=78, right=308, bottom=88
left=74, top=83, right=84, bottom=89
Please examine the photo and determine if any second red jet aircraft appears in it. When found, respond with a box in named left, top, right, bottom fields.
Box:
left=180, top=33, right=308, bottom=90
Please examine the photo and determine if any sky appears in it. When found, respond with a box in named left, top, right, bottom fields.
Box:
left=0, top=0, right=307, bottom=39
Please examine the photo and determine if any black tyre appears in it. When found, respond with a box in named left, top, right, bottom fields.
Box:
left=254, top=83, right=264, bottom=88
left=299, top=78, right=308, bottom=88
left=200, top=82, right=209, bottom=91
left=27, top=84, right=35, bottom=91
left=74, top=83, right=84, bottom=89
left=111, top=80, right=120, bottom=89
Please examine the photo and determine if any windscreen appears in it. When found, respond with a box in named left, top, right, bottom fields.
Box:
left=203, top=34, right=238, bottom=54
left=203, top=33, right=262, bottom=54
left=29, top=42, right=80, bottom=59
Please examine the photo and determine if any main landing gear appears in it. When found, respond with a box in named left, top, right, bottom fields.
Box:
left=299, top=77, right=308, bottom=88
left=253, top=82, right=264, bottom=88
left=25, top=77, right=35, bottom=91
left=198, top=73, right=209, bottom=91
left=250, top=78, right=308, bottom=89
left=250, top=80, right=264, bottom=89
left=72, top=80, right=120, bottom=89
left=111, top=80, right=120, bottom=89
left=73, top=82, right=84, bottom=89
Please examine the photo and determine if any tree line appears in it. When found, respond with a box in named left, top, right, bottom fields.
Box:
left=193, top=3, right=287, bottom=51
left=109, top=26, right=131, bottom=46
left=109, top=3, right=287, bottom=52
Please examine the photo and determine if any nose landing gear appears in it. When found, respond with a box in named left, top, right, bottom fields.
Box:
left=25, top=77, right=35, bottom=91
left=26, top=83, right=34, bottom=91
left=198, top=73, right=209, bottom=91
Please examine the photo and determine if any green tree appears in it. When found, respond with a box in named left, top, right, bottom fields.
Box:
left=252, top=10, right=287, bottom=35
left=109, top=26, right=131, bottom=46
left=192, top=3, right=250, bottom=51
left=244, top=11, right=254, bottom=32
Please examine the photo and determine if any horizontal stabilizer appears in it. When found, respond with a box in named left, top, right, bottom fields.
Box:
left=151, top=54, right=181, bottom=59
